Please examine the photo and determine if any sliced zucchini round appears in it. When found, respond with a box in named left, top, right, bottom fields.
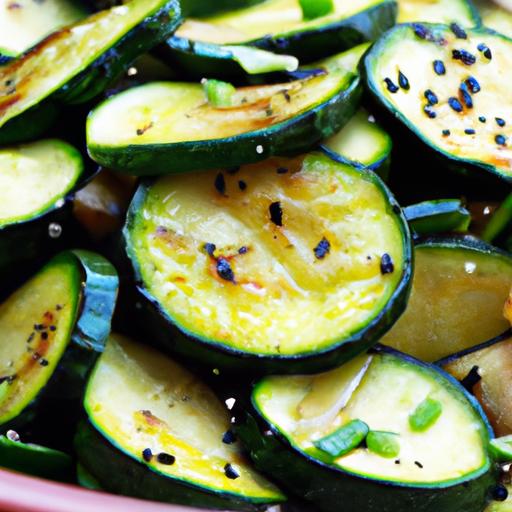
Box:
left=87, top=66, right=362, bottom=175
left=0, top=0, right=181, bottom=143
left=403, top=199, right=471, bottom=235
left=321, top=109, right=392, bottom=178
left=237, top=347, right=497, bottom=512
left=0, top=250, right=118, bottom=434
left=381, top=236, right=512, bottom=362
left=0, top=0, right=88, bottom=61
left=170, top=0, right=397, bottom=63
left=124, top=153, right=412, bottom=374
left=76, top=334, right=285, bottom=510
left=397, top=0, right=481, bottom=25
left=439, top=332, right=512, bottom=437
left=364, top=24, right=512, bottom=182
left=475, top=0, right=512, bottom=38
left=0, top=434, right=72, bottom=482
left=0, top=139, right=84, bottom=285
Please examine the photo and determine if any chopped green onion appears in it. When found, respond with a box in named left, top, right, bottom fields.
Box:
left=313, top=419, right=369, bottom=457
left=202, top=79, right=236, bottom=108
left=490, top=436, right=512, bottom=463
left=366, top=431, right=400, bottom=458
left=409, top=397, right=443, bottom=432
left=299, top=0, right=334, bottom=20
left=482, top=192, right=512, bottom=244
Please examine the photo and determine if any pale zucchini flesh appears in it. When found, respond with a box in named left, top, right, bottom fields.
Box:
left=84, top=334, right=284, bottom=502
left=381, top=242, right=512, bottom=362
left=0, top=255, right=81, bottom=425
left=0, top=0, right=175, bottom=130
left=0, top=140, right=83, bottom=227
left=365, top=24, right=512, bottom=180
left=0, top=0, right=87, bottom=57
left=397, top=0, right=479, bottom=25
left=475, top=0, right=512, bottom=38
left=253, top=351, right=490, bottom=484
left=175, top=0, right=387, bottom=44
left=126, top=153, right=407, bottom=357
left=88, top=71, right=353, bottom=147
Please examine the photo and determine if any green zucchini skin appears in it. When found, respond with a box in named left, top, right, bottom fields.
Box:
left=122, top=173, right=413, bottom=375
left=160, top=0, right=397, bottom=77
left=88, top=74, right=362, bottom=175
left=362, top=23, right=512, bottom=185
left=0, top=0, right=182, bottom=144
left=403, top=200, right=471, bottom=236
left=235, top=346, right=498, bottom=512
left=0, top=435, right=73, bottom=482
left=75, top=421, right=277, bottom=512
left=3, top=251, right=118, bottom=447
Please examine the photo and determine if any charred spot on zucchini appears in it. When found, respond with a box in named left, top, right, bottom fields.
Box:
left=237, top=348, right=497, bottom=512
left=440, top=332, right=512, bottom=437
left=381, top=236, right=512, bottom=362
left=397, top=0, right=481, bottom=25
left=364, top=24, right=512, bottom=182
left=0, top=250, right=118, bottom=432
left=0, top=0, right=88, bottom=61
left=123, top=153, right=411, bottom=374
left=87, top=64, right=362, bottom=175
left=76, top=334, right=285, bottom=510
left=0, top=0, right=181, bottom=142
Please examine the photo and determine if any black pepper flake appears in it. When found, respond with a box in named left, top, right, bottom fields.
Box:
left=41, top=332, right=48, bottom=340
left=238, top=180, right=247, bottom=191
left=424, top=105, right=437, bottom=119
left=452, top=49, right=476, bottom=65
left=222, top=430, right=237, bottom=444
left=214, top=173, right=226, bottom=195
left=433, top=60, right=446, bottom=75
left=442, top=129, right=451, bottom=137
left=203, top=243, right=216, bottom=257
left=424, top=89, right=438, bottom=105
left=395, top=459, right=401, bottom=465
left=479, top=116, right=486, bottom=123
left=465, top=76, right=481, bottom=94
left=0, top=375, right=16, bottom=385
left=384, top=78, right=399, bottom=93
left=493, top=485, right=509, bottom=502
left=415, top=461, right=424, bottom=469
left=142, top=448, right=153, bottom=462
left=216, top=258, right=235, bottom=283
left=496, top=134, right=507, bottom=146
left=448, top=97, right=463, bottom=113
left=465, top=128, right=476, bottom=135
left=380, top=253, right=394, bottom=275
left=157, top=452, right=175, bottom=465
left=269, top=201, right=283, bottom=226
left=26, top=332, right=35, bottom=344
left=39, top=359, right=49, bottom=367
left=477, top=43, right=492, bottom=60
left=265, top=108, right=274, bottom=117
left=398, top=71, right=410, bottom=90
left=314, top=237, right=331, bottom=260
left=459, top=83, right=473, bottom=109
left=496, top=117, right=506, bottom=127
left=224, top=463, right=240, bottom=480
left=56, top=304, right=63, bottom=311
left=238, top=246, right=248, bottom=255
left=281, top=89, right=291, bottom=102
left=277, top=167, right=288, bottom=174
left=460, top=365, right=481, bottom=392
left=450, top=23, right=467, bottom=39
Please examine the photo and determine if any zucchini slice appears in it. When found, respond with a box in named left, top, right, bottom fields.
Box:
left=381, top=236, right=512, bottom=362
left=397, top=0, right=481, bottom=25
left=0, top=139, right=84, bottom=285
left=0, top=250, right=118, bottom=433
left=0, top=0, right=181, bottom=144
left=76, top=334, right=285, bottom=510
left=364, top=24, right=512, bottom=182
left=475, top=0, right=512, bottom=38
left=0, top=0, right=88, bottom=61
left=124, top=153, right=411, bottom=374
left=0, top=434, right=72, bottom=482
left=169, top=0, right=397, bottom=63
left=237, top=347, right=497, bottom=512
left=87, top=66, right=361, bottom=175
left=440, top=333, right=512, bottom=437
left=403, top=199, right=471, bottom=235
left=321, top=109, right=392, bottom=177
